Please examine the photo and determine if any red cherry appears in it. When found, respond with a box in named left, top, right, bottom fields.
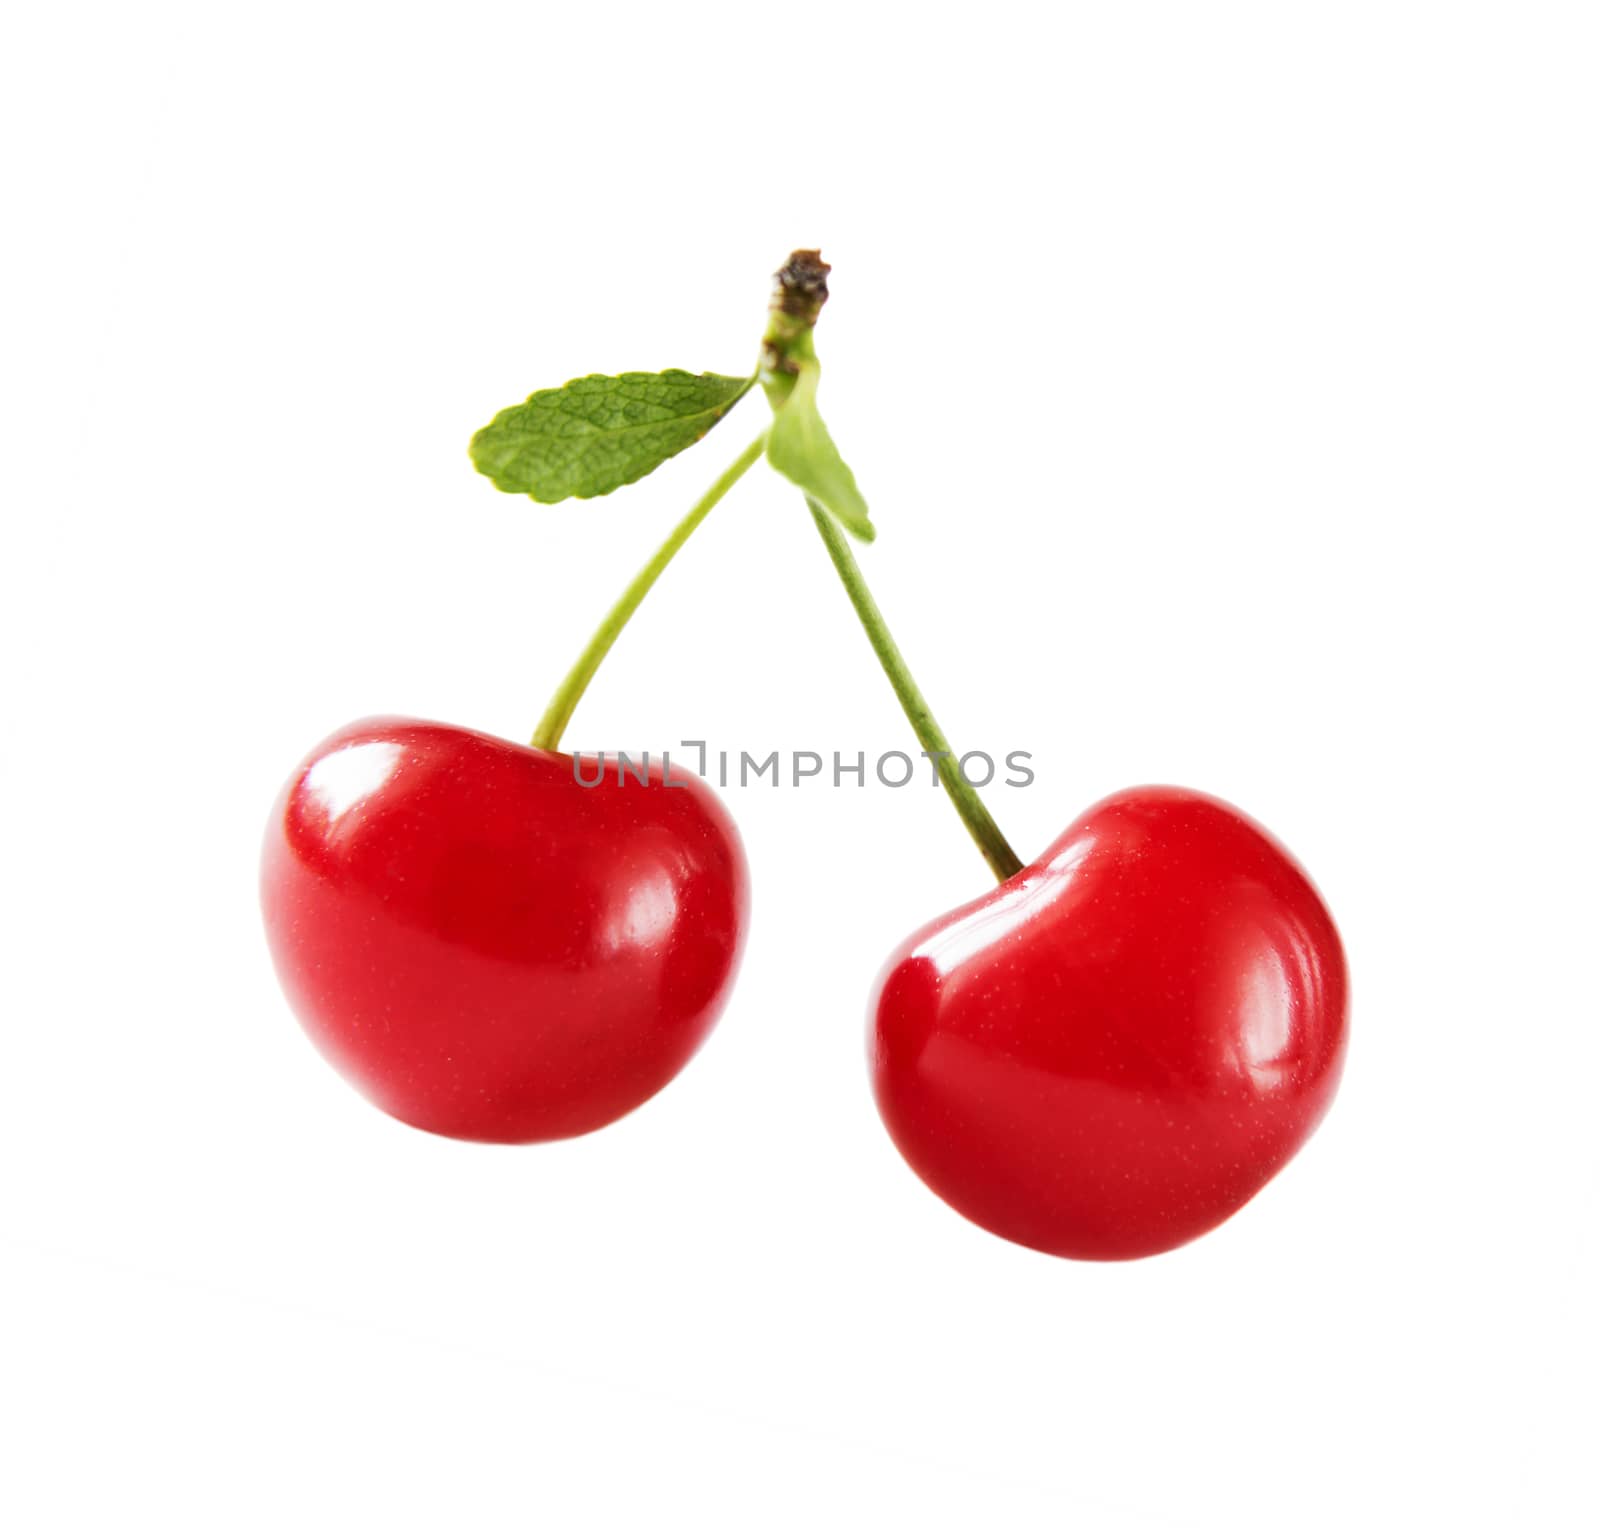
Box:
left=870, top=786, right=1347, bottom=1260
left=260, top=718, right=748, bottom=1143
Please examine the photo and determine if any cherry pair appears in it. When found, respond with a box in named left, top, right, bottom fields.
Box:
left=261, top=254, right=1348, bottom=1260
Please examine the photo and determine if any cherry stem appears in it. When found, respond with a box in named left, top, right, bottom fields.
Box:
left=531, top=430, right=768, bottom=751
left=805, top=499, right=1026, bottom=883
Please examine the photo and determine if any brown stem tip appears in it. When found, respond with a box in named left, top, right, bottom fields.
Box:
left=772, top=249, right=831, bottom=321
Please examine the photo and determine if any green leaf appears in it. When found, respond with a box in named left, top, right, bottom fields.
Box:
left=764, top=363, right=874, bottom=542
left=471, top=370, right=755, bottom=502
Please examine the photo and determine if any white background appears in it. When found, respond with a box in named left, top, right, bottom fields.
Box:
left=4, top=4, right=1596, bottom=1523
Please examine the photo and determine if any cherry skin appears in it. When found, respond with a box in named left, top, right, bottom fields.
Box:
left=870, top=786, right=1348, bottom=1260
left=261, top=717, right=748, bottom=1143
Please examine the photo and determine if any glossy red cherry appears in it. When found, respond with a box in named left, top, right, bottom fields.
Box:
left=261, top=717, right=748, bottom=1142
left=870, top=786, right=1347, bottom=1260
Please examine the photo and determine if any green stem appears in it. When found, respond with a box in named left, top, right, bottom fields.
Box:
left=531, top=431, right=768, bottom=750
left=805, top=500, right=1026, bottom=883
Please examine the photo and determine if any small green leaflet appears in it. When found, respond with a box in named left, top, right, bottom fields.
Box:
left=764, top=363, right=874, bottom=542
left=471, top=370, right=755, bottom=502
